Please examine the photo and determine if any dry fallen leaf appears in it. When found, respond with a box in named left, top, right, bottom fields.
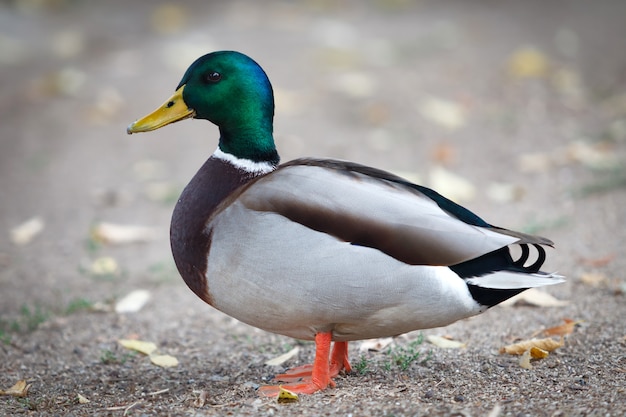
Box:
left=92, top=222, right=157, bottom=245
left=359, top=337, right=394, bottom=353
left=543, top=319, right=581, bottom=337
left=431, top=142, right=457, bottom=165
left=265, top=347, right=300, bottom=366
left=578, top=254, right=614, bottom=267
left=519, top=349, right=533, bottom=369
left=115, top=289, right=151, bottom=314
left=499, top=288, right=568, bottom=307
left=580, top=272, right=609, bottom=287
left=11, top=217, right=44, bottom=245
left=530, top=346, right=550, bottom=359
left=0, top=380, right=31, bottom=397
left=429, top=166, right=476, bottom=203
left=427, top=335, right=466, bottom=349
left=118, top=339, right=158, bottom=355
left=486, top=182, right=525, bottom=203
left=500, top=337, right=564, bottom=355
left=119, top=338, right=178, bottom=368
left=277, top=386, right=299, bottom=403
left=417, top=96, right=466, bottom=130
left=150, top=354, right=179, bottom=368
left=193, top=390, right=208, bottom=408
left=566, top=140, right=617, bottom=170
left=77, top=393, right=90, bottom=404
left=519, top=346, right=550, bottom=370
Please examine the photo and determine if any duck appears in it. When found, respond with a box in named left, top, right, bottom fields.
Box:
left=127, top=50, right=564, bottom=396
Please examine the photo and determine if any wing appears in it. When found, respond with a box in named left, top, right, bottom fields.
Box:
left=224, top=158, right=548, bottom=267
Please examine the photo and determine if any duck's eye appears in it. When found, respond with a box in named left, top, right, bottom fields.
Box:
left=205, top=72, right=222, bottom=83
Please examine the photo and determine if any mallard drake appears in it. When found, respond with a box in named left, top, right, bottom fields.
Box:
left=127, top=51, right=564, bottom=396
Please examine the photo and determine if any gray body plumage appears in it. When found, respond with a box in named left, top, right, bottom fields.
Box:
left=191, top=157, right=562, bottom=341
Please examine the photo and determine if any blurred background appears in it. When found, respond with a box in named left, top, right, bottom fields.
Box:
left=1, top=1, right=626, bottom=414
left=1, top=0, right=625, bottom=364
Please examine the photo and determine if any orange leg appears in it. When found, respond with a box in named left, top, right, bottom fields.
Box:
left=330, top=341, right=351, bottom=375
left=258, top=333, right=352, bottom=396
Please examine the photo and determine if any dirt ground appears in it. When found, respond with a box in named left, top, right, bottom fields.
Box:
left=1, top=0, right=626, bottom=416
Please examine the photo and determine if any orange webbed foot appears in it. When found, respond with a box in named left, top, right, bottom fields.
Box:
left=257, top=380, right=331, bottom=397
left=272, top=364, right=314, bottom=383
left=258, top=333, right=351, bottom=397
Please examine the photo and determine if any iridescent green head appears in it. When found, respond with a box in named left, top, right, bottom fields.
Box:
left=128, top=51, right=278, bottom=164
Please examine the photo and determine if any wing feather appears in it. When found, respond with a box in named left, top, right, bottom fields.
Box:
left=230, top=159, right=526, bottom=266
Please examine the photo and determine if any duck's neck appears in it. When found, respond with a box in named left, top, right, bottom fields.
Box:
left=170, top=149, right=277, bottom=304
left=218, top=123, right=279, bottom=165
left=212, top=147, right=276, bottom=175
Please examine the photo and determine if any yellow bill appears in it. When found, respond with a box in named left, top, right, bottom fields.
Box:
left=127, top=85, right=195, bottom=134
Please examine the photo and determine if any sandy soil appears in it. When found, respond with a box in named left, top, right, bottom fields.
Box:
left=1, top=1, right=625, bottom=416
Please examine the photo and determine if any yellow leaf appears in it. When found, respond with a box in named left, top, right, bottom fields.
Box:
left=427, top=335, right=466, bottom=349
left=0, top=379, right=31, bottom=397
left=530, top=346, right=549, bottom=359
left=500, top=337, right=564, bottom=355
left=508, top=47, right=549, bottom=79
left=149, top=354, right=179, bottom=368
left=118, top=339, right=157, bottom=355
left=277, top=386, right=299, bottom=403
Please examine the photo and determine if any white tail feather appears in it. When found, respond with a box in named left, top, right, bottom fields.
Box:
left=466, top=271, right=565, bottom=289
